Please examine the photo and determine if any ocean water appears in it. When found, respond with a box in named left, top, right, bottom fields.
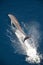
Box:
left=0, top=0, right=43, bottom=65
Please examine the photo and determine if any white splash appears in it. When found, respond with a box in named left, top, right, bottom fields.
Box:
left=7, top=21, right=42, bottom=64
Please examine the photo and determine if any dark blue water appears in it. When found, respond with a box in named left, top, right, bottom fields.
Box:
left=0, top=0, right=43, bottom=65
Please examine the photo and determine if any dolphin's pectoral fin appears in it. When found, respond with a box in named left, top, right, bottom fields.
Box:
left=24, top=36, right=30, bottom=42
